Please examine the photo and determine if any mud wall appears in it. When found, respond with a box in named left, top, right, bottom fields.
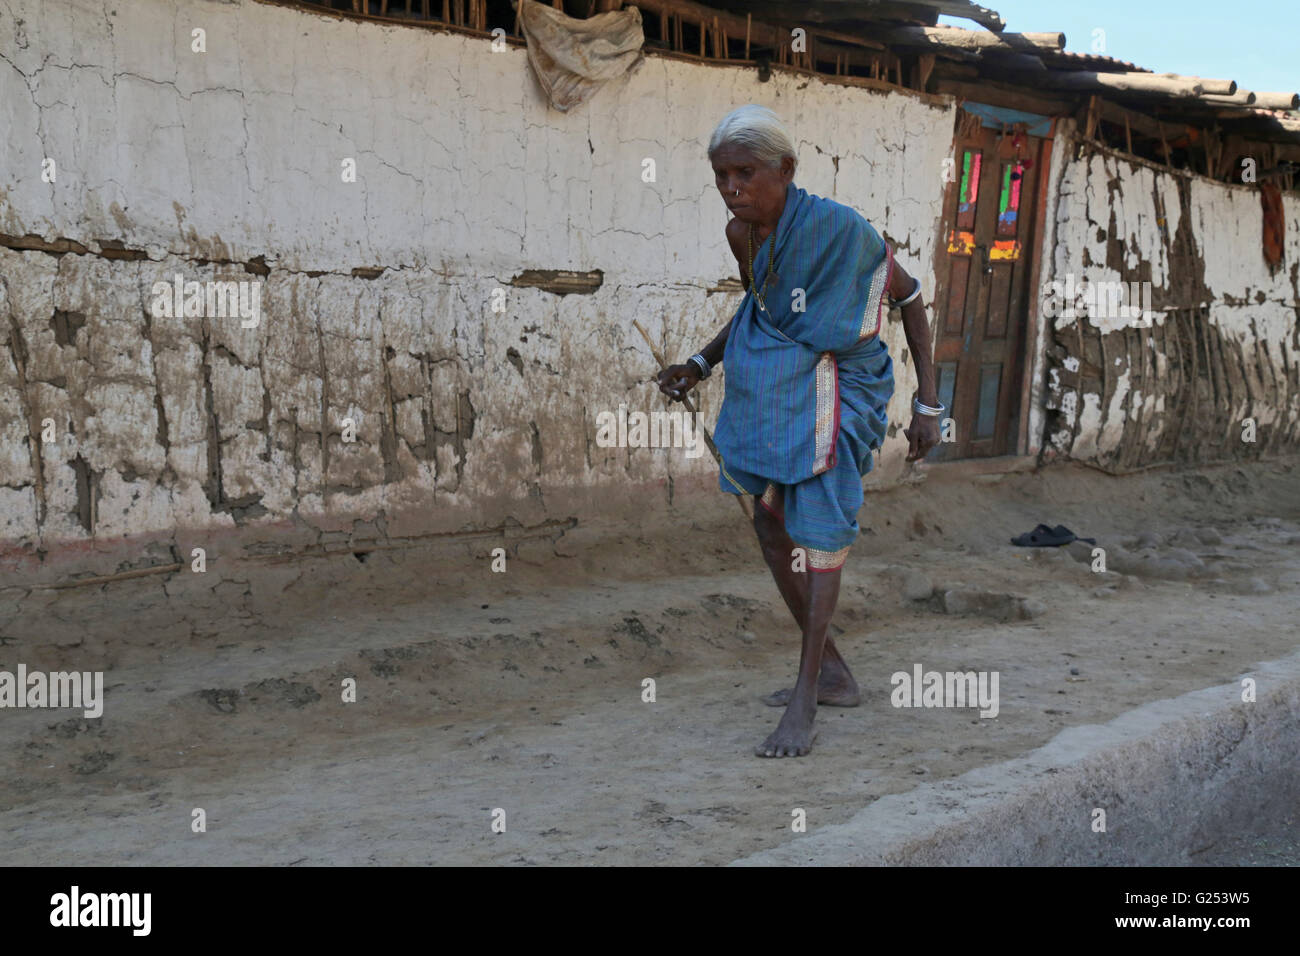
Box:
left=0, top=0, right=956, bottom=580
left=1041, top=122, right=1300, bottom=471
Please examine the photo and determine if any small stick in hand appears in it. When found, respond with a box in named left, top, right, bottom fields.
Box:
left=632, top=320, right=752, bottom=520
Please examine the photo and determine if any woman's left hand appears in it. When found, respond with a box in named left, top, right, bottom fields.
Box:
left=903, top=413, right=941, bottom=461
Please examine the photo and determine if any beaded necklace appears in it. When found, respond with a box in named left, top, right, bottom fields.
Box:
left=747, top=222, right=776, bottom=315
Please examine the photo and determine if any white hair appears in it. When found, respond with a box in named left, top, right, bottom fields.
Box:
left=707, top=104, right=798, bottom=173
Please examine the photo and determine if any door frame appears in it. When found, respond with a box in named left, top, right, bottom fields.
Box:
left=928, top=106, right=1059, bottom=463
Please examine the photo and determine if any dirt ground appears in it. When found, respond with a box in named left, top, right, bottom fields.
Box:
left=1, top=458, right=1298, bottom=865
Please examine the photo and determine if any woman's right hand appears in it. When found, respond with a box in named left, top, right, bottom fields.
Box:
left=657, top=364, right=701, bottom=402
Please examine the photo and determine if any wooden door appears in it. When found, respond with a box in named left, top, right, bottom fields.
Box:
left=931, top=115, right=1046, bottom=460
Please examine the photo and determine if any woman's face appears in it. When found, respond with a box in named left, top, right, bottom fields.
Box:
left=711, top=143, right=794, bottom=225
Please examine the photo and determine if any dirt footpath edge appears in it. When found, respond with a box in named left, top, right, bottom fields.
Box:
left=731, top=650, right=1300, bottom=866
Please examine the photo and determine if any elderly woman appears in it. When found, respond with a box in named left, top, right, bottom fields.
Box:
left=658, top=105, right=942, bottom=758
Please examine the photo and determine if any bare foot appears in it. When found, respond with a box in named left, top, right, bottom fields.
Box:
left=762, top=684, right=859, bottom=707
left=762, top=658, right=860, bottom=707
left=756, top=704, right=817, bottom=758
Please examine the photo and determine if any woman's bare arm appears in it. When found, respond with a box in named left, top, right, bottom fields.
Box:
left=889, top=258, right=941, bottom=461
left=890, top=261, right=938, bottom=406
left=698, top=318, right=732, bottom=367
left=700, top=217, right=753, bottom=366
left=657, top=219, right=748, bottom=400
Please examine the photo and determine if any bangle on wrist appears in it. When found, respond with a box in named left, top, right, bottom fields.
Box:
left=913, top=396, right=945, bottom=417
left=889, top=276, right=923, bottom=309
left=687, top=354, right=712, bottom=379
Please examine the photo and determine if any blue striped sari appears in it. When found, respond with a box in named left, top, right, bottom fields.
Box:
left=714, top=182, right=895, bottom=569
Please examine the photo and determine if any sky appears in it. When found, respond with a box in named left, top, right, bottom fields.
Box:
left=938, top=0, right=1299, bottom=97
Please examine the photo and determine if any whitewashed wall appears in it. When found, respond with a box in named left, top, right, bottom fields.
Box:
left=0, top=0, right=956, bottom=573
left=1041, top=123, right=1300, bottom=468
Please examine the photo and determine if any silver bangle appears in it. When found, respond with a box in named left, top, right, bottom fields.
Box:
left=890, top=277, right=922, bottom=309
left=687, top=354, right=712, bottom=379
left=913, top=397, right=945, bottom=417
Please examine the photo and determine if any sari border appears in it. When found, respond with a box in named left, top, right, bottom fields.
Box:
left=758, top=482, right=784, bottom=518
left=857, top=244, right=894, bottom=342
left=807, top=545, right=850, bottom=571
left=719, top=455, right=751, bottom=496
left=812, top=352, right=840, bottom=475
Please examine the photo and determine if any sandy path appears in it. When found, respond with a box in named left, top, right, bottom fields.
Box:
left=2, top=460, right=1298, bottom=864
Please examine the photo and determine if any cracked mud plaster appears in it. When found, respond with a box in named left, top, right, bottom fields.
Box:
left=1041, top=137, right=1300, bottom=471
left=0, top=0, right=957, bottom=563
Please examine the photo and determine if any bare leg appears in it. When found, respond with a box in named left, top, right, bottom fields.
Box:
left=756, top=566, right=841, bottom=757
left=752, top=497, right=859, bottom=707
left=761, top=641, right=859, bottom=706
